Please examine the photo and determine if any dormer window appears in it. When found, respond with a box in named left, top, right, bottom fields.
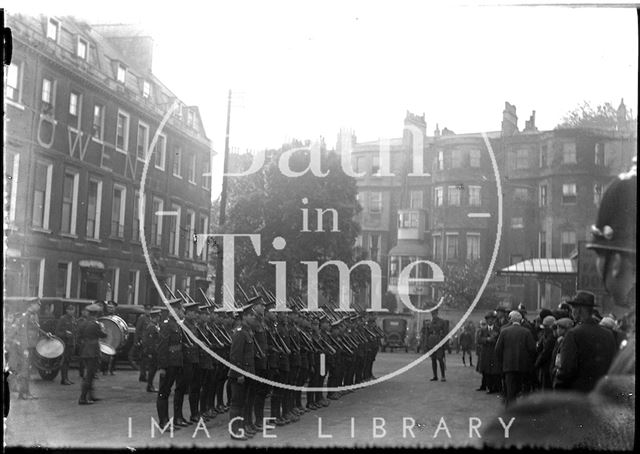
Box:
left=47, top=18, right=60, bottom=41
left=187, top=109, right=195, bottom=127
left=77, top=37, right=88, bottom=60
left=143, top=80, right=151, bottom=98
left=116, top=63, right=126, bottom=83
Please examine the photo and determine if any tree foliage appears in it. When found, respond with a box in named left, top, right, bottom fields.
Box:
left=557, top=101, right=634, bottom=130
left=440, top=261, right=500, bottom=310
left=214, top=140, right=365, bottom=302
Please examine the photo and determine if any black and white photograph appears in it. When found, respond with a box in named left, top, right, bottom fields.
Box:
left=2, top=0, right=637, bottom=450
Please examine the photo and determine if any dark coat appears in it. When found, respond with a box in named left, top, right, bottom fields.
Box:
left=459, top=330, right=474, bottom=350
left=134, top=314, right=151, bottom=344
left=495, top=323, right=536, bottom=373
left=142, top=322, right=160, bottom=358
left=55, top=313, right=78, bottom=349
left=228, top=324, right=255, bottom=378
left=478, top=324, right=501, bottom=375
left=79, top=318, right=107, bottom=358
left=555, top=319, right=617, bottom=392
left=253, top=323, right=268, bottom=370
left=534, top=330, right=556, bottom=389
left=157, top=318, right=183, bottom=368
left=182, top=320, right=200, bottom=364
left=482, top=340, right=635, bottom=450
left=422, top=317, right=449, bottom=359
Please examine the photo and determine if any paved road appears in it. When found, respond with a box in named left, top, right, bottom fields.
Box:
left=5, top=352, right=504, bottom=448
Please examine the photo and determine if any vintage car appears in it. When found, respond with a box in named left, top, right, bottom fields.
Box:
left=377, top=313, right=416, bottom=352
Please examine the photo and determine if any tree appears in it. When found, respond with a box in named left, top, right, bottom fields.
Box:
left=557, top=100, right=634, bottom=131
left=216, top=140, right=366, bottom=303
left=440, top=261, right=500, bottom=310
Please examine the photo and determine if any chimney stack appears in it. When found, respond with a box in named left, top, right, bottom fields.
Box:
left=501, top=102, right=518, bottom=136
left=92, top=24, right=154, bottom=75
left=524, top=110, right=537, bottom=132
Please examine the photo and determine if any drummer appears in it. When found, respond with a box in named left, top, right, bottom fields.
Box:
left=78, top=303, right=108, bottom=405
left=101, top=301, right=118, bottom=376
left=55, top=304, right=78, bottom=386
left=12, top=298, right=46, bottom=400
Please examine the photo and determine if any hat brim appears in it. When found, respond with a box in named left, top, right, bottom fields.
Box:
left=586, top=241, right=636, bottom=255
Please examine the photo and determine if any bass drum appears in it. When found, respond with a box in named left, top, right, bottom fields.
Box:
left=98, top=315, right=128, bottom=350
left=33, top=336, right=65, bottom=380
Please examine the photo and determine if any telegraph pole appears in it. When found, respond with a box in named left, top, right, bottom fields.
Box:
left=214, top=90, right=232, bottom=306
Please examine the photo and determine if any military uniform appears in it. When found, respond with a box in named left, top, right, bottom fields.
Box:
left=135, top=311, right=152, bottom=382
left=142, top=312, right=160, bottom=392
left=426, top=314, right=449, bottom=381
left=194, top=314, right=215, bottom=422
left=174, top=313, right=199, bottom=426
left=156, top=312, right=184, bottom=427
left=78, top=305, right=108, bottom=404
left=252, top=315, right=269, bottom=429
left=55, top=311, right=78, bottom=385
left=14, top=304, right=42, bottom=399
left=228, top=310, right=256, bottom=440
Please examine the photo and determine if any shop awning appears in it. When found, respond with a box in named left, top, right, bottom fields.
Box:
left=388, top=240, right=430, bottom=258
left=497, top=258, right=576, bottom=277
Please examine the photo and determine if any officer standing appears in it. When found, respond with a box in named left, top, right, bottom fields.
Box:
left=55, top=303, right=78, bottom=386
left=142, top=309, right=161, bottom=392
left=426, top=309, right=448, bottom=382
left=228, top=302, right=258, bottom=441
left=78, top=303, right=108, bottom=405
left=156, top=298, right=185, bottom=430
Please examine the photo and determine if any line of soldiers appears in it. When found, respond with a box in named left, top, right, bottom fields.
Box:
left=149, top=285, right=384, bottom=440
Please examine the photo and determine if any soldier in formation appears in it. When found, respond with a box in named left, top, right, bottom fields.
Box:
left=145, top=285, right=383, bottom=438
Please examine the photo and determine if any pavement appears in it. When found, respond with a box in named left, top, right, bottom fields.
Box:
left=4, top=352, right=504, bottom=448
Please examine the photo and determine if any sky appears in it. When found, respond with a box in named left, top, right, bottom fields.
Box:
left=5, top=1, right=638, bottom=197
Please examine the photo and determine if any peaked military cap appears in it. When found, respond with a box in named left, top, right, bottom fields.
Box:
left=86, top=303, right=103, bottom=312
left=183, top=301, right=200, bottom=311
left=149, top=308, right=161, bottom=316
left=246, top=295, right=263, bottom=305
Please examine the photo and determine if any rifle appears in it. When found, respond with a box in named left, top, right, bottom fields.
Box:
left=294, top=325, right=318, bottom=353
left=162, top=285, right=197, bottom=347
left=204, top=323, right=227, bottom=348
left=236, top=283, right=251, bottom=304
left=163, top=283, right=178, bottom=300
left=272, top=323, right=291, bottom=355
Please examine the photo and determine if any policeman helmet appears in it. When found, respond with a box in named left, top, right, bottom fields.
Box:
left=586, top=168, right=636, bottom=255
